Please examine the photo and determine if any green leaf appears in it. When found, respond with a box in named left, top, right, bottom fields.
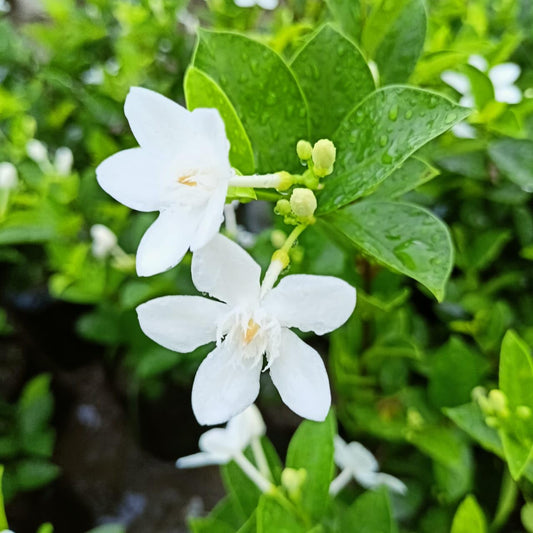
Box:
left=371, top=157, right=438, bottom=199
left=325, top=0, right=364, bottom=41
left=86, top=526, right=126, bottom=533
left=18, top=374, right=54, bottom=437
left=256, top=494, right=306, bottom=533
left=0, top=466, right=8, bottom=530
left=285, top=410, right=335, bottom=521
left=428, top=337, right=489, bottom=409
left=489, top=139, right=533, bottom=191
left=463, top=65, right=494, bottom=109
left=190, top=517, right=235, bottom=533
left=193, top=30, right=309, bottom=173
left=327, top=201, right=453, bottom=301
left=363, top=0, right=426, bottom=84
left=318, top=87, right=469, bottom=213
left=451, top=495, right=487, bottom=533
left=290, top=24, right=374, bottom=139
left=340, top=488, right=396, bottom=533
left=184, top=66, right=255, bottom=175
left=407, top=426, right=466, bottom=468
left=499, top=330, right=533, bottom=410
left=15, top=459, right=60, bottom=491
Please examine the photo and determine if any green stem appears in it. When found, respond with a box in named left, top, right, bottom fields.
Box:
left=491, top=468, right=518, bottom=532
left=280, top=223, right=307, bottom=254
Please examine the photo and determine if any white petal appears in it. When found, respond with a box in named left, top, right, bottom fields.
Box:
left=125, top=87, right=191, bottom=154
left=192, top=343, right=262, bottom=425
left=263, top=275, right=356, bottom=335
left=269, top=329, right=331, bottom=421
left=345, top=441, right=379, bottom=473
left=258, top=0, right=278, bottom=8
left=199, top=427, right=239, bottom=457
left=176, top=451, right=226, bottom=468
left=190, top=182, right=228, bottom=251
left=452, top=122, right=477, bottom=139
left=334, top=435, right=352, bottom=469
left=234, top=0, right=256, bottom=6
left=372, top=472, right=408, bottom=495
left=226, top=404, right=266, bottom=448
left=136, top=208, right=200, bottom=276
left=495, top=85, right=522, bottom=104
left=468, top=54, right=488, bottom=72
left=489, top=63, right=521, bottom=86
left=96, top=148, right=167, bottom=212
left=459, top=94, right=475, bottom=108
left=441, top=71, right=470, bottom=95
left=191, top=233, right=261, bottom=305
left=136, top=295, right=225, bottom=352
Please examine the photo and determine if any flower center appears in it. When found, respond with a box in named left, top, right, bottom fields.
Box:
left=244, top=319, right=260, bottom=344
left=177, top=173, right=198, bottom=187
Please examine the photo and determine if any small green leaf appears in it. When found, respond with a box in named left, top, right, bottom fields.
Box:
left=489, top=139, right=533, bottom=191
left=15, top=459, right=60, bottom=491
left=18, top=374, right=54, bottom=437
left=193, top=30, right=309, bottom=173
left=185, top=67, right=255, bottom=175
left=327, top=201, right=453, bottom=301
left=451, top=495, right=487, bottom=533
left=340, top=488, right=396, bottom=533
left=371, top=157, right=438, bottom=199
left=363, top=0, right=427, bottom=84
left=290, top=24, right=374, bottom=139
left=463, top=65, right=494, bottom=109
left=325, top=0, right=364, bottom=41
left=318, top=87, right=469, bottom=213
left=86, top=526, right=126, bottom=533
left=256, top=494, right=306, bottom=533
left=285, top=410, right=336, bottom=521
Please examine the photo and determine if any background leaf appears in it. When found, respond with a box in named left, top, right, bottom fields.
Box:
left=451, top=495, right=487, bottom=533
left=489, top=139, right=533, bottom=190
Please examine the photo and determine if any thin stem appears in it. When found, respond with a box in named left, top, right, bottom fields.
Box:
left=251, top=437, right=272, bottom=481
left=229, top=173, right=281, bottom=189
left=329, top=468, right=352, bottom=496
left=280, top=224, right=307, bottom=254
left=234, top=451, right=274, bottom=493
left=491, top=468, right=518, bottom=532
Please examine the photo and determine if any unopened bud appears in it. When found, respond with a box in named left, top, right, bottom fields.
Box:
left=290, top=188, right=317, bottom=218
left=485, top=416, right=499, bottom=428
left=488, top=389, right=508, bottom=416
left=0, top=162, right=18, bottom=190
left=296, top=140, right=312, bottom=161
left=274, top=199, right=291, bottom=216
left=54, top=147, right=73, bottom=176
left=281, top=467, right=307, bottom=500
left=516, top=405, right=532, bottom=419
left=271, top=229, right=286, bottom=248
left=90, top=224, right=118, bottom=259
left=26, top=139, right=48, bottom=164
left=407, top=408, right=424, bottom=429
left=312, top=139, right=336, bottom=177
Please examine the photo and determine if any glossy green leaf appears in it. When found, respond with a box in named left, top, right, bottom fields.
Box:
left=256, top=494, right=305, bottom=533
left=362, top=0, right=426, bottom=84
left=371, top=157, right=438, bottom=199
left=325, top=0, right=364, bottom=41
left=327, top=201, right=453, bottom=301
left=193, top=30, right=309, bottom=173
left=340, top=488, right=395, bottom=533
left=463, top=65, right=494, bottom=109
left=290, top=24, right=374, bottom=139
left=184, top=66, right=255, bottom=175
left=489, top=139, right=533, bottom=190
left=451, top=495, right=487, bottom=533
left=285, top=410, right=336, bottom=521
left=318, top=87, right=470, bottom=213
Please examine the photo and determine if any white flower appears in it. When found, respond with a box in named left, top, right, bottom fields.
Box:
left=26, top=139, right=49, bottom=164
left=137, top=234, right=356, bottom=425
left=234, top=0, right=278, bottom=9
left=96, top=87, right=232, bottom=277
left=0, top=162, right=18, bottom=190
left=330, top=436, right=407, bottom=496
left=90, top=224, right=118, bottom=259
left=176, top=404, right=265, bottom=468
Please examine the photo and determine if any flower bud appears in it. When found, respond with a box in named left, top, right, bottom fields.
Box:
left=516, top=405, right=532, bottom=419
left=0, top=162, right=18, bottom=190
left=270, top=229, right=286, bottom=248
left=281, top=468, right=307, bottom=500
left=54, top=147, right=74, bottom=176
left=312, top=139, right=336, bottom=177
left=274, top=199, right=291, bottom=217
left=26, top=139, right=48, bottom=164
left=90, top=224, right=118, bottom=259
left=488, top=389, right=509, bottom=417
left=296, top=140, right=312, bottom=161
left=290, top=188, right=317, bottom=218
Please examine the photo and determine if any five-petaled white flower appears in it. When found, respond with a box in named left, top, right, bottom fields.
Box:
left=176, top=404, right=266, bottom=468
left=137, top=234, right=356, bottom=425
left=234, top=0, right=278, bottom=10
left=330, top=436, right=407, bottom=496
left=96, top=87, right=232, bottom=277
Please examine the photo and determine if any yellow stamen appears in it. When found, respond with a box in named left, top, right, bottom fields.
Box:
left=244, top=319, right=260, bottom=344
left=177, top=174, right=197, bottom=187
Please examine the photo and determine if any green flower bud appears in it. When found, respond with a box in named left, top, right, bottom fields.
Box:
left=312, top=139, right=336, bottom=177
left=281, top=467, right=307, bottom=500
left=274, top=199, right=291, bottom=216
left=485, top=416, right=499, bottom=428
left=516, top=405, right=532, bottom=419
left=296, top=140, right=313, bottom=161
left=488, top=389, right=508, bottom=417
left=290, top=188, right=317, bottom=218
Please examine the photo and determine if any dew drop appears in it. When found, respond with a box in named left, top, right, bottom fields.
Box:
left=388, top=104, right=399, bottom=121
